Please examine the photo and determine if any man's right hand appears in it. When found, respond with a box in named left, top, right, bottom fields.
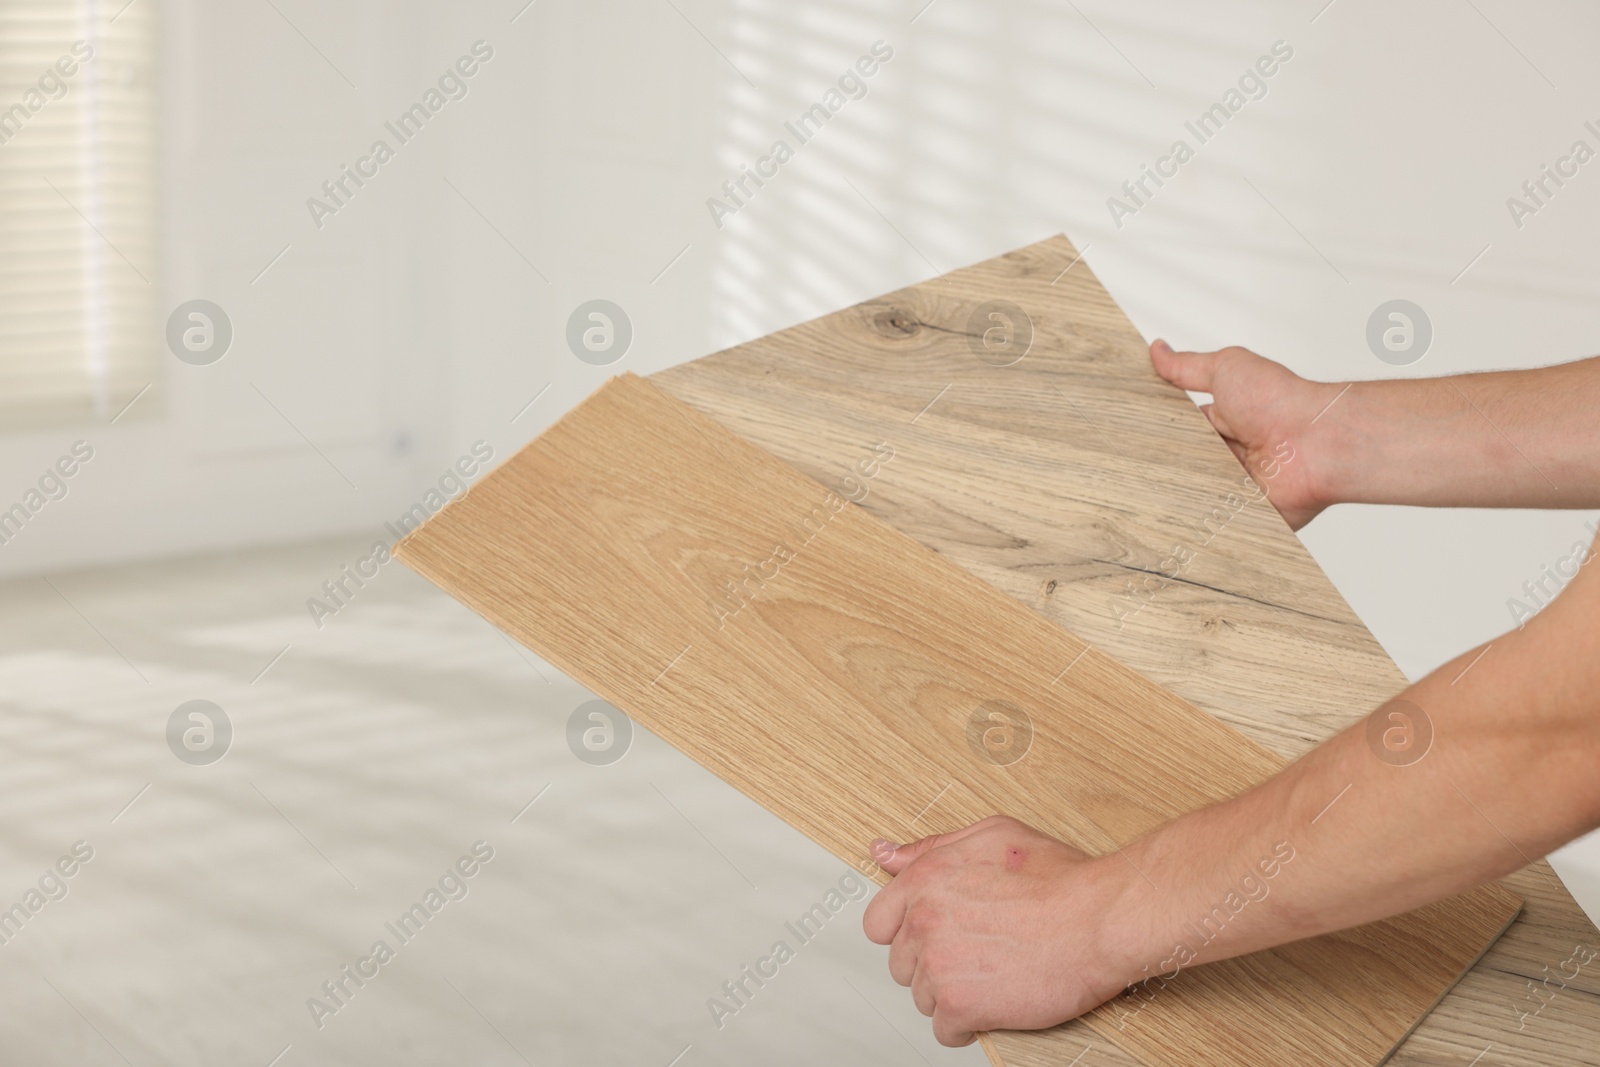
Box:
left=1149, top=339, right=1341, bottom=530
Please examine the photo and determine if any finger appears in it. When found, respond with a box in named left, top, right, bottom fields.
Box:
left=1198, top=402, right=1237, bottom=441
left=911, top=963, right=937, bottom=1017
left=1150, top=339, right=1220, bottom=393
left=887, top=919, right=920, bottom=987
left=932, top=1006, right=978, bottom=1048
left=873, top=816, right=1007, bottom=877
left=1196, top=406, right=1255, bottom=470
left=863, top=876, right=907, bottom=945
left=867, top=816, right=1015, bottom=942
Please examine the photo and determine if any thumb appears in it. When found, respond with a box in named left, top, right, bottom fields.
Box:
left=871, top=818, right=1001, bottom=877
left=1150, top=339, right=1220, bottom=393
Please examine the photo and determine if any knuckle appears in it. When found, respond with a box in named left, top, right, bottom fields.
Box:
left=919, top=945, right=951, bottom=977
left=903, top=906, right=941, bottom=939
left=937, top=985, right=968, bottom=1017
left=933, top=1016, right=972, bottom=1048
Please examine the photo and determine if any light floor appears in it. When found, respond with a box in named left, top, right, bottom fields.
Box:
left=0, top=537, right=981, bottom=1067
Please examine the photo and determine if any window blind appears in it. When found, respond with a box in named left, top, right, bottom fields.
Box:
left=0, top=0, right=156, bottom=428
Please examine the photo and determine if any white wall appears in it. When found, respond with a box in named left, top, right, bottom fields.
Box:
left=0, top=0, right=465, bottom=578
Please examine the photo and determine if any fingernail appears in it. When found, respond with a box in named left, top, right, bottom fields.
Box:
left=870, top=838, right=898, bottom=862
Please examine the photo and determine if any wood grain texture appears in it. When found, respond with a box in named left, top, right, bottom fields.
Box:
left=647, top=235, right=1600, bottom=1067
left=397, top=368, right=1525, bottom=1067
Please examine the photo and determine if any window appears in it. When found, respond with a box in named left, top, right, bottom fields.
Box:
left=0, top=0, right=156, bottom=428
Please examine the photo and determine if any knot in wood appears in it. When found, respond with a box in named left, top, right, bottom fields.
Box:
left=870, top=307, right=920, bottom=339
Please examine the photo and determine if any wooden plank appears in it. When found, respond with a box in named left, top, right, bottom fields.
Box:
left=396, top=370, right=1523, bottom=1067
left=650, top=235, right=1600, bottom=1067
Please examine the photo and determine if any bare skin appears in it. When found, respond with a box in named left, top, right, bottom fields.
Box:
left=863, top=340, right=1600, bottom=1047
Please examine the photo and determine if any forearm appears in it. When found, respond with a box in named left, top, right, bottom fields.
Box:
left=1102, top=560, right=1600, bottom=978
left=1309, top=356, right=1600, bottom=511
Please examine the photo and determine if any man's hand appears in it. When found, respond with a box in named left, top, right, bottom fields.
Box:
left=1149, top=339, right=1338, bottom=530
left=862, top=816, right=1140, bottom=1047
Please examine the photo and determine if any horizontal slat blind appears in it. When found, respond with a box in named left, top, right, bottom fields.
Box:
left=0, top=0, right=156, bottom=428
